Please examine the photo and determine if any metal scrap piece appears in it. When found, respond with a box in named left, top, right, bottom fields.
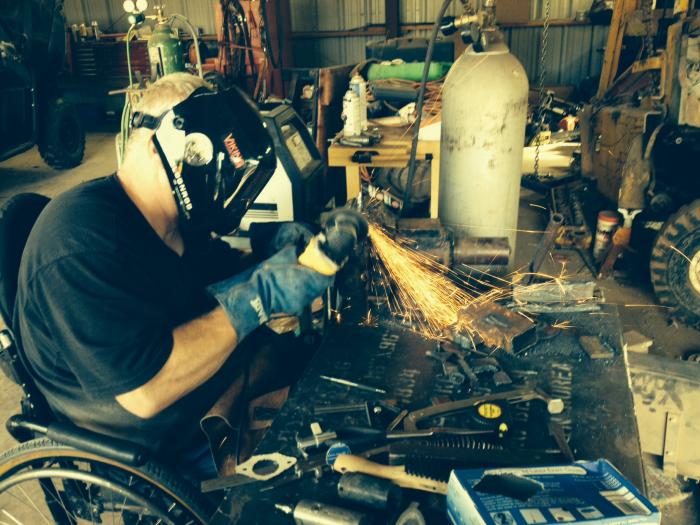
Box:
left=235, top=452, right=297, bottom=481
left=457, top=302, right=536, bottom=353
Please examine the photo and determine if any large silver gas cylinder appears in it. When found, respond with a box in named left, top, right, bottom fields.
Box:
left=438, top=40, right=528, bottom=260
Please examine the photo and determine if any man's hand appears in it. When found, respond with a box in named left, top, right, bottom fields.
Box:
left=207, top=245, right=334, bottom=342
left=248, top=221, right=316, bottom=259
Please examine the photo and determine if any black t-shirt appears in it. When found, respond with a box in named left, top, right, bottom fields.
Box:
left=13, top=175, right=250, bottom=455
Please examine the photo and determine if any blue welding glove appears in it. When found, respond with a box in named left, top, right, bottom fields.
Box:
left=248, top=222, right=318, bottom=260
left=207, top=245, right=334, bottom=342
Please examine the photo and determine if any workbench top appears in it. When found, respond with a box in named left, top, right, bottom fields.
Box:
left=328, top=124, right=440, bottom=169
left=211, top=306, right=644, bottom=524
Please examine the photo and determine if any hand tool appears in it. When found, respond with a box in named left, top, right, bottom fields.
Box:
left=333, top=454, right=448, bottom=494
left=298, top=208, right=369, bottom=276
left=319, top=375, right=387, bottom=395
left=390, top=445, right=564, bottom=481
left=314, top=400, right=400, bottom=428
left=297, top=422, right=338, bottom=457
left=403, top=387, right=564, bottom=431
left=275, top=500, right=371, bottom=525
left=337, top=473, right=402, bottom=511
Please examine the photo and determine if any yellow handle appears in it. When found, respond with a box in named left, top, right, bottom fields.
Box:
left=297, top=235, right=339, bottom=276
left=333, top=454, right=448, bottom=494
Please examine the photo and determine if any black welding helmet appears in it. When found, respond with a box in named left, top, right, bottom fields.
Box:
left=132, top=85, right=276, bottom=236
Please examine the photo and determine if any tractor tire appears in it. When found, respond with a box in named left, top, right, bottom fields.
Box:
left=38, top=98, right=85, bottom=169
left=650, top=199, right=700, bottom=329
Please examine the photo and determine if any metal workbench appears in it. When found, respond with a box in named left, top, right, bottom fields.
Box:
left=210, top=305, right=644, bottom=524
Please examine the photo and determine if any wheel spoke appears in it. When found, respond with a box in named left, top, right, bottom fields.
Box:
left=0, top=444, right=204, bottom=525
left=4, top=486, right=52, bottom=525
left=2, top=508, right=25, bottom=525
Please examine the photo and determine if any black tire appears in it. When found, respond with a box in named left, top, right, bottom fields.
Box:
left=650, top=199, right=700, bottom=329
left=38, top=98, right=85, bottom=169
left=0, top=438, right=215, bottom=524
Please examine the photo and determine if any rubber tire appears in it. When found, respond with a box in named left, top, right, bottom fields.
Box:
left=650, top=199, right=700, bottom=330
left=0, top=438, right=215, bottom=524
left=38, top=98, right=85, bottom=170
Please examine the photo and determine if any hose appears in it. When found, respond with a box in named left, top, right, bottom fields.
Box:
left=125, top=24, right=136, bottom=90
left=120, top=23, right=138, bottom=165
left=170, top=13, right=204, bottom=78
left=400, top=0, right=454, bottom=216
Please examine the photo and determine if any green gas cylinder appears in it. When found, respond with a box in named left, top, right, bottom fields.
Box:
left=147, top=21, right=184, bottom=77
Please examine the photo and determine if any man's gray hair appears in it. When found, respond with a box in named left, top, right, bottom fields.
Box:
left=132, top=72, right=212, bottom=117
left=125, top=73, right=213, bottom=158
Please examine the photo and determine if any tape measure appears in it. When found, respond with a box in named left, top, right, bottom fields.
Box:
left=469, top=402, right=510, bottom=437
left=477, top=402, right=503, bottom=420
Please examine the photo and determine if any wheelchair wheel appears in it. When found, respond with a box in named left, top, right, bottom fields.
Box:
left=0, top=438, right=215, bottom=524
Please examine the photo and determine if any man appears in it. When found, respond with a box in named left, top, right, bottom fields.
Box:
left=13, top=73, right=334, bottom=477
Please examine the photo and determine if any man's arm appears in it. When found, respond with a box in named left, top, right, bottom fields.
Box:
left=117, top=245, right=335, bottom=419
left=116, top=307, right=237, bottom=419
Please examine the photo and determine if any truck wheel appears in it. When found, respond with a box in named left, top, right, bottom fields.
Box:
left=650, top=199, right=700, bottom=329
left=38, top=98, right=85, bottom=169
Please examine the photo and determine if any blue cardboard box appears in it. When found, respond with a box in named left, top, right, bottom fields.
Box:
left=447, top=459, right=660, bottom=524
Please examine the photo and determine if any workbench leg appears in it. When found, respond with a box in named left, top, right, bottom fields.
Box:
left=430, top=157, right=440, bottom=219
left=345, top=165, right=361, bottom=203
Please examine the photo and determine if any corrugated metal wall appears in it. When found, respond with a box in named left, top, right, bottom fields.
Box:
left=63, top=0, right=218, bottom=34
left=289, top=0, right=608, bottom=85
left=63, top=0, right=609, bottom=86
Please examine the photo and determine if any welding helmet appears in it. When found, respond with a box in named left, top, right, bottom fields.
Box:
left=131, top=85, right=276, bottom=236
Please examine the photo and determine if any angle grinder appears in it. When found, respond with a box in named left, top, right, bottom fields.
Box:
left=298, top=208, right=368, bottom=276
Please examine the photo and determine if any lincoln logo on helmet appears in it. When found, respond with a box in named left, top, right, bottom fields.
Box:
left=223, top=133, right=245, bottom=169
left=174, top=173, right=193, bottom=212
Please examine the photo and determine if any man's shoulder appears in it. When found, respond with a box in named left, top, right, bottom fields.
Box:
left=23, top=177, right=125, bottom=270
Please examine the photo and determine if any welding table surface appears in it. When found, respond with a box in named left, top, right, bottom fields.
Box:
left=210, top=306, right=644, bottom=524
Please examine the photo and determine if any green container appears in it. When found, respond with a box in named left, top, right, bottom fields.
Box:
left=147, top=22, right=184, bottom=77
left=367, top=62, right=452, bottom=82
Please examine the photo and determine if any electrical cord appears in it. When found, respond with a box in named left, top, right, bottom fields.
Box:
left=400, top=0, right=454, bottom=216
left=260, top=0, right=280, bottom=69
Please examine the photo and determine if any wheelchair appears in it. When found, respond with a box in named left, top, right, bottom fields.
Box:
left=0, top=194, right=217, bottom=524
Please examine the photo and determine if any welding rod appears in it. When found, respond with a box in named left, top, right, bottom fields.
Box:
left=319, top=375, right=387, bottom=395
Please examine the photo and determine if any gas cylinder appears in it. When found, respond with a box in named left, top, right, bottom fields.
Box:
left=147, top=21, right=184, bottom=77
left=438, top=40, right=528, bottom=260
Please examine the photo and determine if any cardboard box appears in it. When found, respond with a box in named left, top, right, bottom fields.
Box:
left=496, top=0, right=531, bottom=24
left=447, top=459, right=660, bottom=525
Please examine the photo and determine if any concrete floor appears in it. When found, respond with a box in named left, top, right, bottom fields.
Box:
left=0, top=134, right=698, bottom=522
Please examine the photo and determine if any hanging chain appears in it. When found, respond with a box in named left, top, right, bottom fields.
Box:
left=642, top=0, right=655, bottom=60
left=533, top=0, right=551, bottom=178
left=642, top=0, right=659, bottom=97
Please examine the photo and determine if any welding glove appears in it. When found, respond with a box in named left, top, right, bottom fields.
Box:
left=248, top=222, right=318, bottom=260
left=207, top=245, right=334, bottom=342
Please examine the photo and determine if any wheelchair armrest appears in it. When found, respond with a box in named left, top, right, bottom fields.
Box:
left=7, top=415, right=148, bottom=467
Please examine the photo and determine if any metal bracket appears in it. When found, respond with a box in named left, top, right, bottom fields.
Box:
left=235, top=452, right=297, bottom=481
